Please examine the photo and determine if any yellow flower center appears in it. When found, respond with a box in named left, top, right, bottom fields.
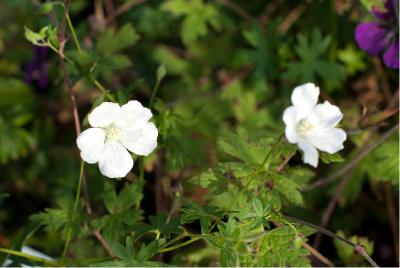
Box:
left=106, top=126, right=122, bottom=140
left=296, top=119, right=315, bottom=136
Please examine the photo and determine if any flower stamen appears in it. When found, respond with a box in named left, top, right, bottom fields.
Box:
left=295, top=119, right=315, bottom=136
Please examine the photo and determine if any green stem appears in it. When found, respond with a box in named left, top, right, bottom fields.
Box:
left=0, top=248, right=61, bottom=266
left=62, top=161, right=85, bottom=257
left=283, top=215, right=379, bottom=267
left=66, top=14, right=82, bottom=55
left=149, top=79, right=161, bottom=109
left=258, top=133, right=284, bottom=171
left=157, top=237, right=201, bottom=253
left=88, top=75, right=116, bottom=102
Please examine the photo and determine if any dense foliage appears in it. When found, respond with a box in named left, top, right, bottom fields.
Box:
left=0, top=0, right=398, bottom=267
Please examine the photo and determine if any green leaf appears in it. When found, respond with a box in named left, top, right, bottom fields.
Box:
left=217, top=129, right=274, bottom=165
left=284, top=27, right=344, bottom=87
left=275, top=176, right=303, bottom=206
left=360, top=0, right=384, bottom=10
left=338, top=45, right=367, bottom=75
left=24, top=26, right=45, bottom=45
left=180, top=199, right=223, bottom=233
left=320, top=152, right=345, bottom=164
left=162, top=0, right=222, bottom=44
left=134, top=214, right=181, bottom=238
left=38, top=1, right=63, bottom=14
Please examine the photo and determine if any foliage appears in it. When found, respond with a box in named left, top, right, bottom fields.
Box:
left=0, top=0, right=398, bottom=267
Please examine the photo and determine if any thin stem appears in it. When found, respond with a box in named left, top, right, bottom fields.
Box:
left=0, top=248, right=61, bottom=266
left=88, top=75, right=116, bottom=102
left=105, top=0, right=147, bottom=25
left=56, top=0, right=114, bottom=257
left=149, top=79, right=161, bottom=108
left=157, top=237, right=201, bottom=253
left=283, top=215, right=379, bottom=267
left=259, top=133, right=284, bottom=170
left=66, top=14, right=82, bottom=55
left=63, top=161, right=85, bottom=256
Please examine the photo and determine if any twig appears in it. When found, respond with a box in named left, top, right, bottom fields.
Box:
left=276, top=152, right=294, bottom=173
left=93, top=230, right=114, bottom=257
left=104, top=0, right=115, bottom=18
left=283, top=215, right=379, bottom=267
left=105, top=0, right=147, bottom=26
left=373, top=58, right=391, bottom=102
left=277, top=4, right=306, bottom=34
left=312, top=170, right=354, bottom=249
left=304, top=124, right=399, bottom=191
left=383, top=182, right=399, bottom=264
left=302, top=242, right=334, bottom=267
left=215, top=0, right=252, bottom=21
left=58, top=0, right=80, bottom=137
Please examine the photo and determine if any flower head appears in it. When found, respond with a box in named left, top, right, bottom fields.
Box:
left=77, top=101, right=158, bottom=178
left=283, top=83, right=346, bottom=167
left=355, top=0, right=399, bottom=69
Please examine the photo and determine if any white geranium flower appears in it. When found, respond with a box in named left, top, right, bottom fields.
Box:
left=76, top=101, right=158, bottom=178
left=283, top=83, right=346, bottom=167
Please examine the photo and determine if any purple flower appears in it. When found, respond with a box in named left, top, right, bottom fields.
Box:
left=25, top=46, right=49, bottom=89
left=355, top=0, right=399, bottom=69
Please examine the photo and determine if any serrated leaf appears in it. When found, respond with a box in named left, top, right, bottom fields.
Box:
left=320, top=152, right=345, bottom=164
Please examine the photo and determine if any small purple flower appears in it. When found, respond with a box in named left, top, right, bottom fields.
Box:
left=25, top=46, right=49, bottom=89
left=355, top=0, right=399, bottom=69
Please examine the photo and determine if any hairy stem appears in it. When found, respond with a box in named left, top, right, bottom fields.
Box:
left=283, top=215, right=379, bottom=267
left=0, top=248, right=61, bottom=266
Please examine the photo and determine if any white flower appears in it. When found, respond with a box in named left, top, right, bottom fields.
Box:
left=76, top=101, right=158, bottom=178
left=283, top=83, right=346, bottom=167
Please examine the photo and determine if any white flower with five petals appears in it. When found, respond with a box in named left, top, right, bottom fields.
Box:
left=283, top=83, right=346, bottom=167
left=76, top=101, right=158, bottom=178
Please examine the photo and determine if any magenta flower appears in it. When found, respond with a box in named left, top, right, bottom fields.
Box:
left=355, top=0, right=399, bottom=69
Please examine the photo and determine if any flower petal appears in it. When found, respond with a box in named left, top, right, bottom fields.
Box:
left=291, top=83, right=320, bottom=118
left=115, top=100, right=153, bottom=130
left=305, top=128, right=347, bottom=154
left=76, top=128, right=105, bottom=164
left=383, top=40, right=399, bottom=69
left=283, top=106, right=300, bottom=143
left=297, top=138, right=319, bottom=167
left=88, top=102, right=121, bottom=128
left=121, top=122, right=158, bottom=156
left=99, top=140, right=133, bottom=178
left=355, top=22, right=388, bottom=56
left=308, top=101, right=343, bottom=129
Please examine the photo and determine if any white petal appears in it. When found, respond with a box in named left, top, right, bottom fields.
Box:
left=283, top=106, right=300, bottom=143
left=88, top=102, right=121, bottom=128
left=98, top=140, right=133, bottom=178
left=297, top=138, right=319, bottom=167
left=305, top=128, right=347, bottom=154
left=291, top=83, right=320, bottom=118
left=308, top=101, right=343, bottom=129
left=121, top=122, right=158, bottom=156
left=115, top=100, right=153, bottom=130
left=76, top=128, right=105, bottom=164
